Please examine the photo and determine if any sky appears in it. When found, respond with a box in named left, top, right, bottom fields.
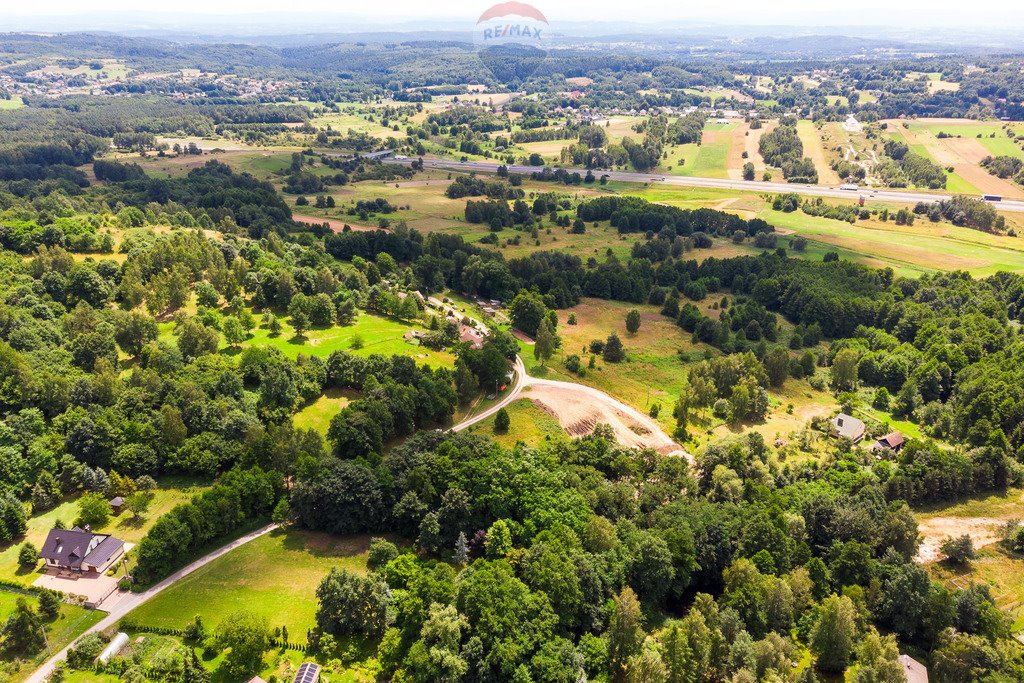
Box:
left=2, top=0, right=1024, bottom=31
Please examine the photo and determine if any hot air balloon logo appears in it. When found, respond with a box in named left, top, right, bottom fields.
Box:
left=473, top=2, right=550, bottom=83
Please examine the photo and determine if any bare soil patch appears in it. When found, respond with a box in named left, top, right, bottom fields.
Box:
left=917, top=517, right=1004, bottom=563
left=292, top=214, right=380, bottom=232
left=525, top=383, right=686, bottom=458
left=726, top=122, right=750, bottom=180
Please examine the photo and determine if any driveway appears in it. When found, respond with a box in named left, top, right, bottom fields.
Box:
left=25, top=523, right=278, bottom=683
left=33, top=572, right=120, bottom=608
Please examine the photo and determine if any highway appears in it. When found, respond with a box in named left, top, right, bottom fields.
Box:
left=387, top=158, right=1024, bottom=214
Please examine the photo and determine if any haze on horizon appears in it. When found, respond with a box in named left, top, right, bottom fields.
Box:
left=2, top=0, right=1024, bottom=34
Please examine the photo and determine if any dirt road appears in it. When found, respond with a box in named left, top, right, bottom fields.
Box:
left=454, top=356, right=691, bottom=461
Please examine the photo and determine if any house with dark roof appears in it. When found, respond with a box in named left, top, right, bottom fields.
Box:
left=830, top=413, right=866, bottom=443
left=40, top=527, right=125, bottom=574
left=872, top=431, right=905, bottom=453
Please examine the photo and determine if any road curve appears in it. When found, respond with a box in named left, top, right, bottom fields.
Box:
left=30, top=354, right=685, bottom=682
left=453, top=355, right=527, bottom=432
left=25, top=524, right=279, bottom=683
left=453, top=355, right=691, bottom=461
left=386, top=158, right=1024, bottom=214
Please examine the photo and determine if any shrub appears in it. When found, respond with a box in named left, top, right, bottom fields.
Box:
left=494, top=408, right=510, bottom=433
left=18, top=542, right=38, bottom=566
left=367, top=538, right=400, bottom=570
left=940, top=535, right=976, bottom=564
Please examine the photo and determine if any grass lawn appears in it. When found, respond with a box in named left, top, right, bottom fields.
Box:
left=519, top=298, right=704, bottom=435
left=125, top=528, right=375, bottom=638
left=158, top=309, right=454, bottom=370
left=690, top=122, right=737, bottom=178
left=313, top=110, right=399, bottom=139
left=243, top=310, right=455, bottom=368
left=0, top=98, right=24, bottom=110
left=0, top=590, right=105, bottom=682
left=660, top=122, right=736, bottom=179
left=292, top=388, right=354, bottom=434
left=928, top=546, right=1024, bottom=630
left=463, top=398, right=567, bottom=449
left=0, top=479, right=207, bottom=585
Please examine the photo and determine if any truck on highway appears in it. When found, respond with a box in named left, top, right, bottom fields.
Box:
left=839, top=183, right=859, bottom=191
left=983, top=194, right=1003, bottom=202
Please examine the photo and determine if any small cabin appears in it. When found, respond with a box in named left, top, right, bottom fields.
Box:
left=830, top=414, right=866, bottom=443
left=109, top=496, right=124, bottom=515
left=898, top=654, right=928, bottom=683
left=872, top=431, right=905, bottom=453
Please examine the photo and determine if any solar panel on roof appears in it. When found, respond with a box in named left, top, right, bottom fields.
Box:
left=293, top=662, right=320, bottom=683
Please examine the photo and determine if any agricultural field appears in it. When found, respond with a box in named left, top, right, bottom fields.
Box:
left=886, top=121, right=1023, bottom=197
left=662, top=121, right=738, bottom=179
left=759, top=203, right=1024, bottom=277
left=796, top=120, right=841, bottom=185
left=904, top=71, right=961, bottom=93
left=312, top=108, right=402, bottom=140
left=125, top=528, right=374, bottom=637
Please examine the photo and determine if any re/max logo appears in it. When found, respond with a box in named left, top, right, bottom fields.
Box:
left=481, top=24, right=544, bottom=40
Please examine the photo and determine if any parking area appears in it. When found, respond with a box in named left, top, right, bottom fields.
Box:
left=34, top=571, right=121, bottom=609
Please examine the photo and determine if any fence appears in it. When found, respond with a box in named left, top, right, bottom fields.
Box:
left=118, top=621, right=310, bottom=652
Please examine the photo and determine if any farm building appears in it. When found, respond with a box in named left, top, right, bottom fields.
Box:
left=459, top=325, right=485, bottom=349
left=898, top=654, right=928, bottom=683
left=872, top=431, right=905, bottom=452
left=830, top=414, right=865, bottom=443
left=293, top=662, right=320, bottom=683
left=40, top=526, right=125, bottom=574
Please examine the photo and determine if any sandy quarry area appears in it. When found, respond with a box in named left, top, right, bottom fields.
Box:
left=523, top=381, right=690, bottom=460
left=916, top=516, right=1005, bottom=563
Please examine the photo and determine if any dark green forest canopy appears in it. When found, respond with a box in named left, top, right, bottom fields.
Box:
left=1, top=114, right=1024, bottom=678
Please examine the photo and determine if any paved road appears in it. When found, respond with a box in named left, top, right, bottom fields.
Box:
left=26, top=524, right=278, bottom=683
left=453, top=355, right=527, bottom=432
left=387, top=158, right=1024, bottom=213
